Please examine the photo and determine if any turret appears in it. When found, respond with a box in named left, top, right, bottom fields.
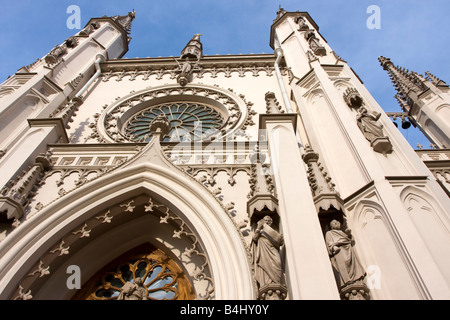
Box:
left=0, top=10, right=136, bottom=223
left=379, top=56, right=450, bottom=148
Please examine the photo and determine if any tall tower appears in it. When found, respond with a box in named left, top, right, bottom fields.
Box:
left=379, top=56, right=450, bottom=148
left=270, top=9, right=450, bottom=299
left=0, top=11, right=135, bottom=222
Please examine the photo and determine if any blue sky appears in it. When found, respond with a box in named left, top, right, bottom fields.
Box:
left=1, top=0, right=449, bottom=149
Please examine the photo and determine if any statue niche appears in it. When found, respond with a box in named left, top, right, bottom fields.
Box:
left=295, top=15, right=310, bottom=31
left=175, top=34, right=203, bottom=86
left=325, top=219, right=370, bottom=300
left=343, top=88, right=393, bottom=155
left=356, top=106, right=393, bottom=155
left=251, top=215, right=287, bottom=300
left=304, top=31, right=326, bottom=56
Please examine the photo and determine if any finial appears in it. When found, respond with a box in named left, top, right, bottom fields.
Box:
left=378, top=56, right=393, bottom=69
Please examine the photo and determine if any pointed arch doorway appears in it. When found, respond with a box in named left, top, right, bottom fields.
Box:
left=0, top=163, right=255, bottom=300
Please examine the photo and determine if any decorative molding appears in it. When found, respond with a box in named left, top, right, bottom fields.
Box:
left=265, top=92, right=285, bottom=114
left=100, top=62, right=276, bottom=82
left=302, top=145, right=343, bottom=212
left=91, top=84, right=256, bottom=144
left=11, top=195, right=215, bottom=300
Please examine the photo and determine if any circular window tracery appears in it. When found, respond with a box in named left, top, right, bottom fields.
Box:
left=73, top=246, right=195, bottom=300
left=123, top=102, right=225, bottom=143
left=95, top=85, right=257, bottom=144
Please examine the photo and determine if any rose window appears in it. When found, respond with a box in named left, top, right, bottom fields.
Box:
left=74, top=247, right=194, bottom=300
left=123, top=102, right=225, bottom=142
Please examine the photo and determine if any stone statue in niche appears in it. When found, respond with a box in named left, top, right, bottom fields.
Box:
left=304, top=31, right=326, bottom=56
left=251, top=215, right=286, bottom=300
left=356, top=107, right=383, bottom=142
left=117, top=277, right=148, bottom=300
left=79, top=21, right=101, bottom=36
left=45, top=44, right=68, bottom=65
left=64, top=36, right=78, bottom=48
left=343, top=87, right=364, bottom=109
left=325, top=220, right=369, bottom=300
left=356, top=106, right=393, bottom=155
left=175, top=56, right=200, bottom=86
left=294, top=15, right=309, bottom=31
left=44, top=36, right=79, bottom=66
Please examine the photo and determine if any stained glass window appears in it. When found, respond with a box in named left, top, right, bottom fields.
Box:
left=123, top=102, right=224, bottom=142
left=73, top=246, right=195, bottom=300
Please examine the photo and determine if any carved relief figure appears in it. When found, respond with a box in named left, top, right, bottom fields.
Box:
left=356, top=106, right=384, bottom=143
left=117, top=277, right=148, bottom=300
left=294, top=15, right=309, bottom=31
left=251, top=216, right=284, bottom=290
left=45, top=44, right=68, bottom=65
left=325, top=220, right=366, bottom=289
left=304, top=31, right=326, bottom=56
left=175, top=57, right=198, bottom=86
left=355, top=106, right=393, bottom=155
left=180, top=57, right=193, bottom=76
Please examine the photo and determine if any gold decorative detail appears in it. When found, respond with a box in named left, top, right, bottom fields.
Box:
left=73, top=245, right=195, bottom=300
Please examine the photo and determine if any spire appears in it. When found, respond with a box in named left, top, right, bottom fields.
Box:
left=180, top=34, right=203, bottom=61
left=110, top=9, right=136, bottom=41
left=424, top=71, right=448, bottom=87
left=378, top=56, right=428, bottom=110
left=274, top=5, right=287, bottom=22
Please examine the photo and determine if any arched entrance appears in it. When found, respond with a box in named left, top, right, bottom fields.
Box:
left=0, top=162, right=255, bottom=300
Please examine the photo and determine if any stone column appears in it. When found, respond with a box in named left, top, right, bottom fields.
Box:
left=260, top=113, right=339, bottom=299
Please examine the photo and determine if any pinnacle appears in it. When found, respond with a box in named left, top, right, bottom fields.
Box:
left=378, top=56, right=393, bottom=69
left=111, top=9, right=135, bottom=36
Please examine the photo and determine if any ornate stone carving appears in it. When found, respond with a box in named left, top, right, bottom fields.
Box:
left=155, top=197, right=214, bottom=299
left=425, top=70, right=448, bottom=87
left=45, top=44, right=68, bottom=66
left=273, top=5, right=287, bottom=22
left=12, top=195, right=215, bottom=300
left=14, top=286, right=33, bottom=300
left=174, top=34, right=203, bottom=86
left=265, top=92, right=284, bottom=114
left=64, top=36, right=78, bottom=48
left=356, top=106, right=393, bottom=155
left=42, top=35, right=77, bottom=66
left=100, top=63, right=275, bottom=82
left=0, top=150, right=53, bottom=222
left=149, top=114, right=171, bottom=139
left=325, top=219, right=370, bottom=300
left=70, top=73, right=84, bottom=88
left=79, top=21, right=100, bottom=36
left=247, top=145, right=278, bottom=220
left=93, top=86, right=255, bottom=144
left=117, top=278, right=148, bottom=300
left=302, top=145, right=343, bottom=212
left=306, top=50, right=318, bottom=63
left=343, top=87, right=364, bottom=109
left=304, top=31, right=326, bottom=56
left=251, top=216, right=286, bottom=300
left=295, top=15, right=310, bottom=31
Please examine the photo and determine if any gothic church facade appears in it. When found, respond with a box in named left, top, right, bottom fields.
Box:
left=0, top=8, right=449, bottom=300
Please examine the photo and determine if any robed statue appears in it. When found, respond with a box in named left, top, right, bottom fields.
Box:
left=117, top=277, right=148, bottom=300
left=356, top=106, right=384, bottom=143
left=325, top=220, right=365, bottom=288
left=251, top=216, right=284, bottom=290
